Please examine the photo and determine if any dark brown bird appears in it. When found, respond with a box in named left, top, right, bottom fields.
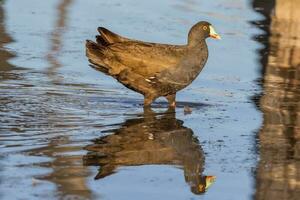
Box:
left=86, top=21, right=220, bottom=107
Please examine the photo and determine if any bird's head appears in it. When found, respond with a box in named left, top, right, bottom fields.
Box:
left=188, top=21, right=221, bottom=46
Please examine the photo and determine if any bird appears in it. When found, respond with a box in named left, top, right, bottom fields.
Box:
left=86, top=21, right=220, bottom=107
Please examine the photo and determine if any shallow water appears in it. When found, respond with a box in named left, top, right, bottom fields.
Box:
left=0, top=0, right=299, bottom=199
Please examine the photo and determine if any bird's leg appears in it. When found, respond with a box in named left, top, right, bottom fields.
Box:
left=144, top=95, right=155, bottom=107
left=166, top=94, right=176, bottom=107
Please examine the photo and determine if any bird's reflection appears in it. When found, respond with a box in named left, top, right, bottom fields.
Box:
left=83, top=108, right=215, bottom=195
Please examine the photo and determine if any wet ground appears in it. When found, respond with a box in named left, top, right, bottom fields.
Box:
left=0, top=0, right=299, bottom=200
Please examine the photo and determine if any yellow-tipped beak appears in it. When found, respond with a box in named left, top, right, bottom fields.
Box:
left=198, top=175, right=217, bottom=192
left=209, top=26, right=221, bottom=40
left=205, top=175, right=216, bottom=189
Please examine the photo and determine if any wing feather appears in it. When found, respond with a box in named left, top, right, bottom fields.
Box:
left=105, top=42, right=186, bottom=77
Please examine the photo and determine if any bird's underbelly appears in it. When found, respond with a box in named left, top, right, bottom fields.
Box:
left=154, top=60, right=207, bottom=96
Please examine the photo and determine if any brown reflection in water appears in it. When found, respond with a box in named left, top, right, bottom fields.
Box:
left=0, top=0, right=19, bottom=80
left=253, top=0, right=300, bottom=199
left=29, top=136, right=92, bottom=199
left=0, top=0, right=13, bottom=69
left=29, top=0, right=91, bottom=199
left=83, top=108, right=216, bottom=195
left=46, top=0, right=73, bottom=82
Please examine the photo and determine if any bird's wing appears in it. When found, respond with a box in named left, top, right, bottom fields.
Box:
left=93, top=27, right=188, bottom=79
left=86, top=40, right=188, bottom=95
left=105, top=42, right=186, bottom=77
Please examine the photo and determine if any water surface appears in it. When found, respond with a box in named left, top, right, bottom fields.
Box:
left=0, top=0, right=299, bottom=199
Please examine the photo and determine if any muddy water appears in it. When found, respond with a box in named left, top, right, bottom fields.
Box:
left=0, top=0, right=298, bottom=199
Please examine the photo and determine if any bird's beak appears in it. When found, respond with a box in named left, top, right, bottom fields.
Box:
left=198, top=175, right=216, bottom=192
left=205, top=175, right=216, bottom=189
left=209, top=26, right=221, bottom=40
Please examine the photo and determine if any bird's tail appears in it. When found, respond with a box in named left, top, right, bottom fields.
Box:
left=97, top=27, right=131, bottom=44
left=86, top=40, right=110, bottom=74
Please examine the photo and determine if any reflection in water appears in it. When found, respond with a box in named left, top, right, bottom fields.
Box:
left=28, top=136, right=92, bottom=199
left=0, top=0, right=13, bottom=69
left=0, top=0, right=19, bottom=80
left=253, top=0, right=300, bottom=199
left=39, top=0, right=92, bottom=199
left=46, top=0, right=73, bottom=83
left=83, top=108, right=216, bottom=195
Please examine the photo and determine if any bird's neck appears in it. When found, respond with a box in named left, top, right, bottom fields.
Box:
left=187, top=39, right=206, bottom=49
left=187, top=30, right=207, bottom=47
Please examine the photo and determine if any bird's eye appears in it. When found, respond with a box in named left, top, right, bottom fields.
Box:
left=203, top=26, right=207, bottom=30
